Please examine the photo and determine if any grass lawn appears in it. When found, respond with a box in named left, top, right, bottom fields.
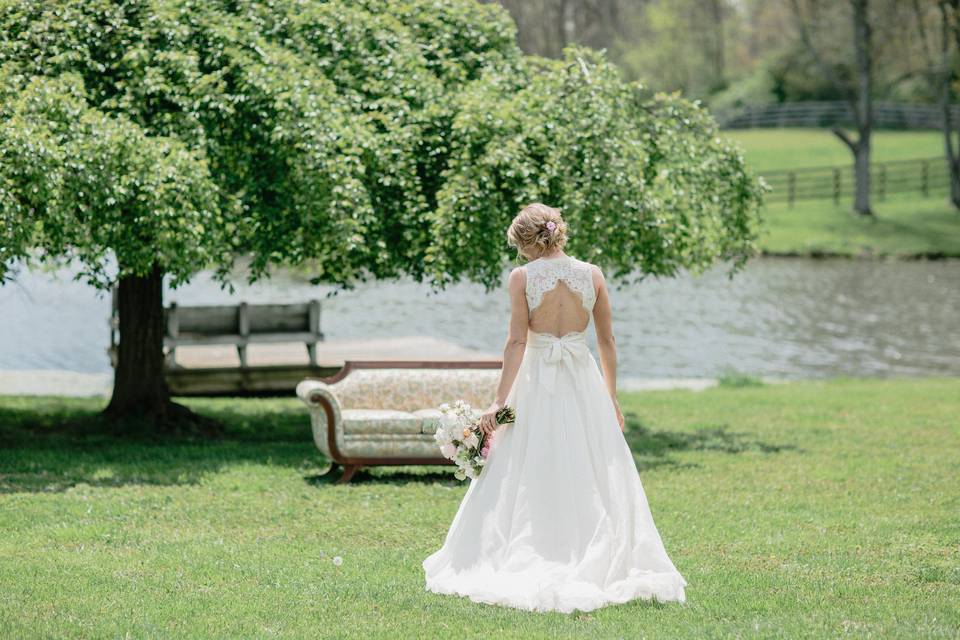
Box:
left=719, top=129, right=960, bottom=256
left=1, top=379, right=958, bottom=638
left=725, top=129, right=946, bottom=172
left=757, top=192, right=960, bottom=257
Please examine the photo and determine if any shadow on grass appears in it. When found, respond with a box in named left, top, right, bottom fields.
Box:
left=304, top=465, right=459, bottom=487
left=0, top=396, right=799, bottom=492
left=0, top=396, right=319, bottom=493
left=624, top=411, right=799, bottom=472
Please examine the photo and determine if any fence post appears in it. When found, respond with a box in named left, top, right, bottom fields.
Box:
left=833, top=168, right=841, bottom=206
left=787, top=172, right=796, bottom=208
left=922, top=160, right=929, bottom=197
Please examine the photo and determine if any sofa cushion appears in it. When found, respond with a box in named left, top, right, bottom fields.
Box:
left=339, top=434, right=443, bottom=459
left=341, top=409, right=422, bottom=435
left=413, top=408, right=445, bottom=435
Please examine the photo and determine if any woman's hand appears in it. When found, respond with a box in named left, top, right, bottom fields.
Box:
left=612, top=399, right=625, bottom=432
left=478, top=401, right=502, bottom=435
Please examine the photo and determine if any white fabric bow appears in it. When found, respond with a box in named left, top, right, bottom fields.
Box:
left=528, top=331, right=590, bottom=394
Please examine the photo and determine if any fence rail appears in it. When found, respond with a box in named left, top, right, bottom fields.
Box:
left=715, top=101, right=960, bottom=130
left=761, top=156, right=952, bottom=206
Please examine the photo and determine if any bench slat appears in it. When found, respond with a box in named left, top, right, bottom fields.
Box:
left=165, top=332, right=321, bottom=346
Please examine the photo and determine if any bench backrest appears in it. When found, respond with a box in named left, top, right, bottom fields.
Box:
left=165, top=301, right=320, bottom=338
left=324, top=362, right=502, bottom=412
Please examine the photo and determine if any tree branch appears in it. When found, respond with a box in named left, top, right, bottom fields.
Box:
left=831, top=126, right=859, bottom=151
left=789, top=0, right=859, bottom=107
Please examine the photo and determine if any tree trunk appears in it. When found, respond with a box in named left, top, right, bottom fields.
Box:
left=851, top=0, right=874, bottom=217
left=709, top=0, right=727, bottom=90
left=853, top=136, right=873, bottom=216
left=104, top=264, right=216, bottom=434
left=941, top=97, right=960, bottom=209
left=950, top=157, right=960, bottom=209
left=938, top=0, right=960, bottom=210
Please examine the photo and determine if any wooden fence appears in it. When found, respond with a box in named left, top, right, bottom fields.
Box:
left=761, top=156, right=952, bottom=207
left=715, top=101, right=960, bottom=130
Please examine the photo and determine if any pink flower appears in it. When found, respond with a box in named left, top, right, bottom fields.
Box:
left=480, top=445, right=490, bottom=458
left=546, top=221, right=557, bottom=233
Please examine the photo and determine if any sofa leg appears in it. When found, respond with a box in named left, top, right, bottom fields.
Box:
left=338, top=464, right=361, bottom=484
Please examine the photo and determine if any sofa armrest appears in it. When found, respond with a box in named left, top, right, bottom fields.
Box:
left=296, top=379, right=344, bottom=461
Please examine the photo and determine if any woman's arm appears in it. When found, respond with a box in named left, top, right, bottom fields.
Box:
left=592, top=266, right=625, bottom=431
left=479, top=267, right=528, bottom=434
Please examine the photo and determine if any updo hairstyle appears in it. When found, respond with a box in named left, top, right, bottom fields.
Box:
left=506, top=202, right=568, bottom=260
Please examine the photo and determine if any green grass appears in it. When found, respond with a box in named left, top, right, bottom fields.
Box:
left=758, top=192, right=960, bottom=256
left=726, top=129, right=946, bottom=172
left=1, top=380, right=958, bottom=638
left=719, top=129, right=960, bottom=256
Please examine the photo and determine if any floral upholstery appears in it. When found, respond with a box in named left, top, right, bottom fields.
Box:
left=341, top=409, right=422, bottom=435
left=329, top=369, right=499, bottom=412
left=296, top=365, right=500, bottom=463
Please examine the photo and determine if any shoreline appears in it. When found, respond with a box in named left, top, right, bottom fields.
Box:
left=0, top=370, right=728, bottom=397
left=759, top=249, right=960, bottom=260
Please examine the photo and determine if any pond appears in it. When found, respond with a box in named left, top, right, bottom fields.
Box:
left=1, top=257, right=958, bottom=382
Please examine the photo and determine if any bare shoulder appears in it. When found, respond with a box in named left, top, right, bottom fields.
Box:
left=507, top=265, right=526, bottom=289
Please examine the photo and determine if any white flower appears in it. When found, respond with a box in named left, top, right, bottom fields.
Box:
left=463, top=432, right=479, bottom=449
left=440, top=443, right=457, bottom=459
left=453, top=468, right=466, bottom=480
left=332, top=556, right=343, bottom=566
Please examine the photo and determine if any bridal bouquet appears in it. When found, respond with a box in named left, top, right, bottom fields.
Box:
left=433, top=400, right=515, bottom=481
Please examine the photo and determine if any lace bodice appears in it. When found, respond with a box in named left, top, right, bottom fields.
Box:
left=524, top=255, right=596, bottom=313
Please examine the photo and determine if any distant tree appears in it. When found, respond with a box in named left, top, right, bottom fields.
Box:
left=791, top=0, right=876, bottom=216
left=485, top=0, right=637, bottom=59
left=913, top=0, right=960, bottom=210
left=0, top=0, right=767, bottom=433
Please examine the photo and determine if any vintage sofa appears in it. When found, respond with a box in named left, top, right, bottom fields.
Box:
left=296, top=360, right=502, bottom=483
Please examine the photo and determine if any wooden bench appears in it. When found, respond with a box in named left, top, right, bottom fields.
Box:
left=109, top=292, right=324, bottom=369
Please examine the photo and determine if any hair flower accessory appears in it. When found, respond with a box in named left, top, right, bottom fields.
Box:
left=546, top=221, right=557, bottom=234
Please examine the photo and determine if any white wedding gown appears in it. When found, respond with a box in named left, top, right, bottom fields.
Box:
left=422, top=255, right=687, bottom=613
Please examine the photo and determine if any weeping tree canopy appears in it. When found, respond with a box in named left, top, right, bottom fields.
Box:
left=0, top=0, right=765, bottom=289
left=0, top=0, right=766, bottom=428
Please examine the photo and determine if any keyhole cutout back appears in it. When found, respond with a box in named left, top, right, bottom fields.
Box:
left=524, top=255, right=596, bottom=338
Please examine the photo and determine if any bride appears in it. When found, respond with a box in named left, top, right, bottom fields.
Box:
left=422, top=203, right=687, bottom=613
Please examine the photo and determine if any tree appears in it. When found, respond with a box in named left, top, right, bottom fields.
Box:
left=0, top=0, right=767, bottom=433
left=425, top=47, right=767, bottom=288
left=791, top=0, right=876, bottom=216
left=913, top=0, right=960, bottom=210
left=0, top=0, right=519, bottom=431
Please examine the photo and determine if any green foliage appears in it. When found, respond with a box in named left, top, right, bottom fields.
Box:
left=0, top=0, right=765, bottom=292
left=428, top=47, right=768, bottom=288
left=716, top=369, right=765, bottom=388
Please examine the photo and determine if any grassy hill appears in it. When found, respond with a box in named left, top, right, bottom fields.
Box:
left=723, top=129, right=960, bottom=257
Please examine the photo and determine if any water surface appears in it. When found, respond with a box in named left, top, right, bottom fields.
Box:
left=1, top=258, right=957, bottom=381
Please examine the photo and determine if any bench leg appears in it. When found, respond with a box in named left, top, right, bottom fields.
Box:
left=338, top=464, right=361, bottom=484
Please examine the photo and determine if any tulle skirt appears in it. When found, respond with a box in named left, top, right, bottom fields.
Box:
left=422, top=330, right=687, bottom=613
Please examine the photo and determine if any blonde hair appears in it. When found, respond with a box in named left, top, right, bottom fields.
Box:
left=506, top=202, right=568, bottom=259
